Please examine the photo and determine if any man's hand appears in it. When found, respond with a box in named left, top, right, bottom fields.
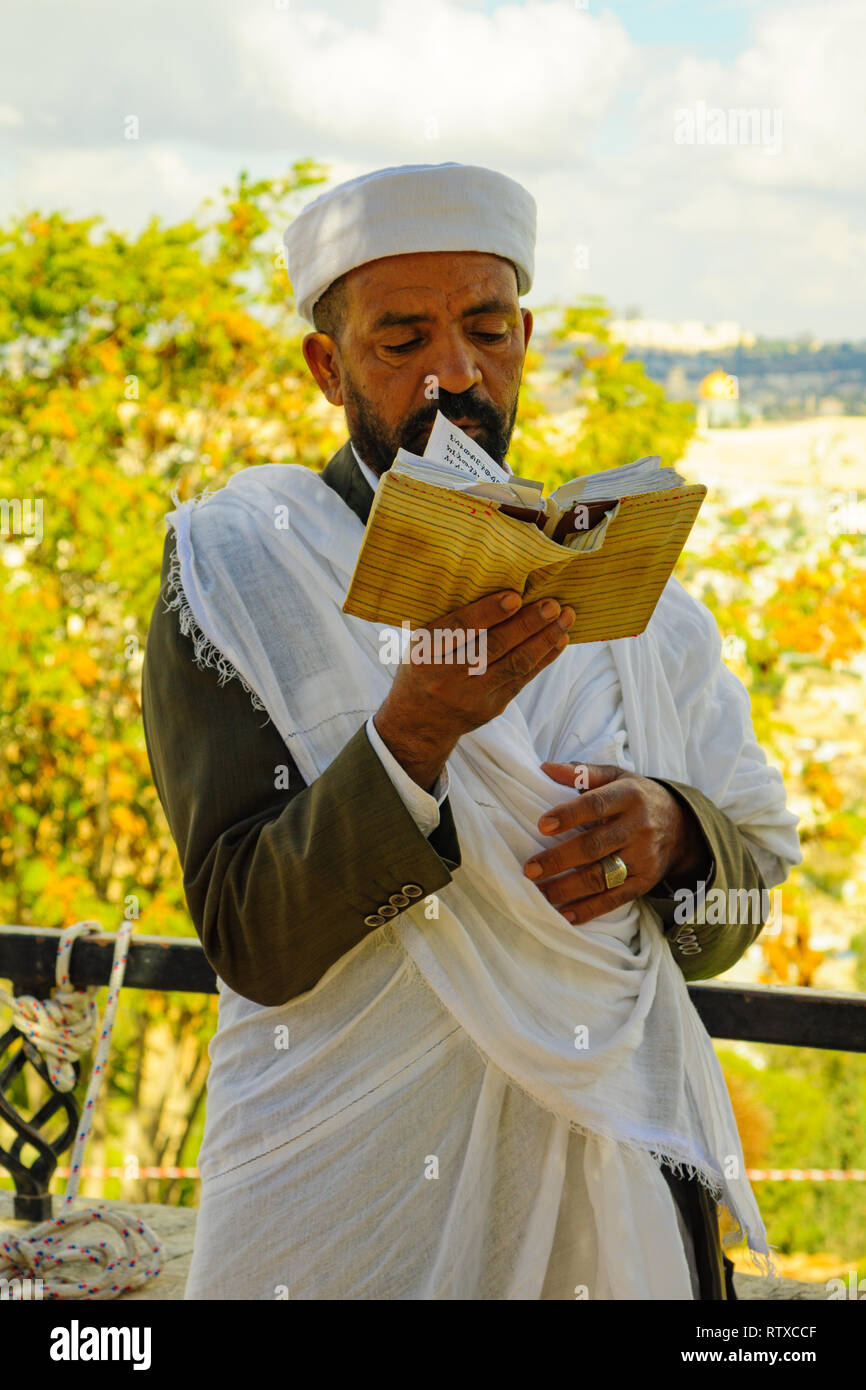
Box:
left=373, top=590, right=576, bottom=791
left=523, top=761, right=712, bottom=925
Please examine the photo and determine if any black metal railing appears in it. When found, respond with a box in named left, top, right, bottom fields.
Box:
left=2, top=925, right=866, bottom=1220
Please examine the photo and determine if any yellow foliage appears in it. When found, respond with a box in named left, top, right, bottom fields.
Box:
left=803, top=764, right=844, bottom=810
left=761, top=925, right=823, bottom=988
left=107, top=770, right=137, bottom=802
left=30, top=401, right=78, bottom=440
left=70, top=651, right=101, bottom=687
left=49, top=702, right=90, bottom=738
left=111, top=805, right=147, bottom=838
left=722, top=1070, right=771, bottom=1167
left=95, top=340, right=123, bottom=374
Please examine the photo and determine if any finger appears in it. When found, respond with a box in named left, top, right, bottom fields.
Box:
left=487, top=618, right=573, bottom=693
left=429, top=594, right=571, bottom=671
left=524, top=819, right=633, bottom=881
left=485, top=600, right=575, bottom=668
left=530, top=633, right=574, bottom=677
left=536, top=774, right=635, bottom=836
left=439, top=588, right=525, bottom=634
left=540, top=761, right=626, bottom=791
left=416, top=589, right=535, bottom=670
left=537, top=859, right=612, bottom=905
left=558, top=879, right=640, bottom=926
left=494, top=628, right=571, bottom=695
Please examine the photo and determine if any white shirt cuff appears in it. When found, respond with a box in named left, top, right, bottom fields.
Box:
left=365, top=715, right=449, bottom=839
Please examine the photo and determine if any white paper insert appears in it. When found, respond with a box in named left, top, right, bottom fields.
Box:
left=422, top=411, right=511, bottom=484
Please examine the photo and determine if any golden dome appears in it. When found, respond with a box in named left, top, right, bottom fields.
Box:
left=699, top=369, right=738, bottom=400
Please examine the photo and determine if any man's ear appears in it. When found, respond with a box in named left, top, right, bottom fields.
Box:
left=521, top=307, right=533, bottom=352
left=302, top=333, right=344, bottom=407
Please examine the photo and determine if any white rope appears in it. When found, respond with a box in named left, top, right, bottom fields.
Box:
left=0, top=920, right=164, bottom=1299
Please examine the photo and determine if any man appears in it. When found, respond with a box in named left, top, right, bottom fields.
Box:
left=142, top=162, right=801, bottom=1300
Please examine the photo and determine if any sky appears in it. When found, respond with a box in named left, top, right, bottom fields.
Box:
left=1, top=0, right=864, bottom=339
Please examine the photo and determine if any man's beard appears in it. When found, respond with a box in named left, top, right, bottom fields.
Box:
left=342, top=371, right=519, bottom=475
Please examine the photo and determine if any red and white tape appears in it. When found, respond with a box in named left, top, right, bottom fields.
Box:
left=22, top=1166, right=865, bottom=1183
left=747, top=1169, right=866, bottom=1182
left=51, top=1167, right=201, bottom=1179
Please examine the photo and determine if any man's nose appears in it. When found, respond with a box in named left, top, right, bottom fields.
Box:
left=430, top=333, right=483, bottom=396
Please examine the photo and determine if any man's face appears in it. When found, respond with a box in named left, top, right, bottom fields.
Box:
left=302, top=250, right=533, bottom=472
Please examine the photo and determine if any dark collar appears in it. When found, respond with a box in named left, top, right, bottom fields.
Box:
left=320, top=439, right=376, bottom=528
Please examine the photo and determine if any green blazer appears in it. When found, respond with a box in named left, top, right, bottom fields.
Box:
left=142, top=440, right=768, bottom=1009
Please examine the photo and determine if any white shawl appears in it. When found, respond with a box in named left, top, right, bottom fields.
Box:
left=166, top=461, right=801, bottom=1299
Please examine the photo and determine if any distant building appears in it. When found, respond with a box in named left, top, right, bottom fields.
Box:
left=664, top=364, right=690, bottom=401
left=609, top=318, right=756, bottom=354
left=697, top=368, right=740, bottom=427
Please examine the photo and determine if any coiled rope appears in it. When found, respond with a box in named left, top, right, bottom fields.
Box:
left=0, top=920, right=163, bottom=1298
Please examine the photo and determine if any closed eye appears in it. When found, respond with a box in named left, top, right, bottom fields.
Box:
left=383, top=331, right=507, bottom=354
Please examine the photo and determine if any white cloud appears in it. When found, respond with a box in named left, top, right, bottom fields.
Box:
left=632, top=0, right=866, bottom=192
left=0, top=145, right=219, bottom=232
left=521, top=0, right=866, bottom=335
left=0, top=0, right=634, bottom=164
left=234, top=0, right=634, bottom=167
left=0, top=0, right=862, bottom=336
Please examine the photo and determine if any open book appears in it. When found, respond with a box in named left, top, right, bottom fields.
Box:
left=342, top=412, right=706, bottom=643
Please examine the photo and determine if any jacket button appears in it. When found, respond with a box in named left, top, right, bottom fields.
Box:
left=378, top=904, right=399, bottom=918
left=364, top=913, right=386, bottom=927
left=390, top=893, right=410, bottom=908
left=402, top=884, right=423, bottom=898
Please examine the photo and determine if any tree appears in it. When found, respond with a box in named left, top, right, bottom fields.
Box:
left=0, top=162, right=337, bottom=1201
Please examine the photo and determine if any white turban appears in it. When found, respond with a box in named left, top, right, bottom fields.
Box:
left=283, top=162, right=536, bottom=326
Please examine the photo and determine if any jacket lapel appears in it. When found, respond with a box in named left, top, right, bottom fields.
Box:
left=320, top=440, right=375, bottom=528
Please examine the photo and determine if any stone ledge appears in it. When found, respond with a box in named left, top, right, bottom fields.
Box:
left=0, top=1193, right=832, bottom=1301
left=733, top=1272, right=829, bottom=1300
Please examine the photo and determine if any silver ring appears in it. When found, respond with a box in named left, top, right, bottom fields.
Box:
left=601, top=854, right=628, bottom=891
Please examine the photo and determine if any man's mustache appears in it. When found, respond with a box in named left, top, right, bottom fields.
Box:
left=400, top=392, right=504, bottom=448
